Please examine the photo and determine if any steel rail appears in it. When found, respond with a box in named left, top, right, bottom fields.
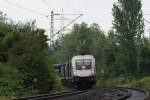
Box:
left=116, top=87, right=149, bottom=100
left=90, top=87, right=131, bottom=100
left=13, top=90, right=88, bottom=100
left=12, top=87, right=149, bottom=100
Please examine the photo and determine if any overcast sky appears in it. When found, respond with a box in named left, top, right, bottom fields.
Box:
left=0, top=0, right=150, bottom=37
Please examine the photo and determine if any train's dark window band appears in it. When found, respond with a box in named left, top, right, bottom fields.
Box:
left=75, top=59, right=92, bottom=70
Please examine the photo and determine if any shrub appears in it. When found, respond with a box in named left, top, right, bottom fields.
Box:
left=0, top=64, right=24, bottom=98
left=129, top=77, right=150, bottom=91
left=97, top=77, right=134, bottom=87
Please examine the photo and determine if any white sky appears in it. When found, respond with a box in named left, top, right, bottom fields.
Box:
left=0, top=0, right=150, bottom=37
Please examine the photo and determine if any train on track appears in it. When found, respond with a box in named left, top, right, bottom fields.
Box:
left=54, top=55, right=96, bottom=88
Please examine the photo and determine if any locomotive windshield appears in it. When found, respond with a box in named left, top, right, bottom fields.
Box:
left=76, top=59, right=92, bottom=70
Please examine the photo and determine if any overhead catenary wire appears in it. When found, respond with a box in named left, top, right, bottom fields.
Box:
left=41, top=0, right=82, bottom=15
left=54, top=14, right=83, bottom=15
left=144, top=18, right=150, bottom=25
left=51, top=14, right=83, bottom=38
left=40, top=0, right=84, bottom=43
left=144, top=18, right=150, bottom=39
left=2, top=0, right=84, bottom=45
left=3, top=0, right=47, bottom=16
left=41, top=0, right=72, bottom=21
left=41, top=0, right=60, bottom=13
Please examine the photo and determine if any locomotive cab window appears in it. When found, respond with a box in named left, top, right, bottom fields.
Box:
left=84, top=59, right=92, bottom=69
left=76, top=59, right=92, bottom=70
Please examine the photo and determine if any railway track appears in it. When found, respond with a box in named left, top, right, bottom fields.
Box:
left=123, top=88, right=149, bottom=100
left=13, top=90, right=89, bottom=100
left=13, top=87, right=149, bottom=100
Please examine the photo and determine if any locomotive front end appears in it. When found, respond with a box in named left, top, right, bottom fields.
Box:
left=71, top=55, right=96, bottom=87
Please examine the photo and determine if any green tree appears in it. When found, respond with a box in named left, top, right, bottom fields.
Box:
left=0, top=64, right=24, bottom=97
left=112, top=0, right=144, bottom=76
left=90, top=23, right=107, bottom=79
left=140, top=38, right=150, bottom=76
left=52, top=22, right=94, bottom=63
left=0, top=12, right=62, bottom=97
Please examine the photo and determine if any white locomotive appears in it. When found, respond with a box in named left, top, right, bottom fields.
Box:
left=54, top=55, right=96, bottom=88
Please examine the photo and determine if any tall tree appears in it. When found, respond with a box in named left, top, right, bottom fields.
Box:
left=52, top=22, right=93, bottom=63
left=0, top=13, right=62, bottom=97
left=90, top=23, right=107, bottom=79
left=74, top=23, right=92, bottom=54
left=112, top=0, right=144, bottom=76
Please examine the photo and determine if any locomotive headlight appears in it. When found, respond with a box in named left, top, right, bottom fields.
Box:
left=92, top=70, right=95, bottom=74
left=82, top=66, right=86, bottom=69
left=73, top=71, right=76, bottom=75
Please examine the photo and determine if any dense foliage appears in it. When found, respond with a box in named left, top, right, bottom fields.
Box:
left=0, top=12, right=62, bottom=99
left=0, top=0, right=150, bottom=98
left=51, top=0, right=150, bottom=88
left=112, top=0, right=144, bottom=77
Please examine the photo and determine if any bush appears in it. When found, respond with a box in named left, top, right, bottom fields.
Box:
left=0, top=64, right=24, bottom=98
left=129, top=77, right=150, bottom=91
left=0, top=19, right=63, bottom=98
left=52, top=75, right=63, bottom=91
left=97, top=76, right=150, bottom=91
left=97, top=77, right=134, bottom=87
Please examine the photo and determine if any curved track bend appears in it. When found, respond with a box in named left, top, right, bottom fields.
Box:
left=124, top=88, right=148, bottom=100
left=13, top=87, right=149, bottom=100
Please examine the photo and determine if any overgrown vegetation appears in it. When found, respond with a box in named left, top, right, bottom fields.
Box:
left=51, top=0, right=150, bottom=90
left=0, top=12, right=62, bottom=99
left=0, top=0, right=150, bottom=99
